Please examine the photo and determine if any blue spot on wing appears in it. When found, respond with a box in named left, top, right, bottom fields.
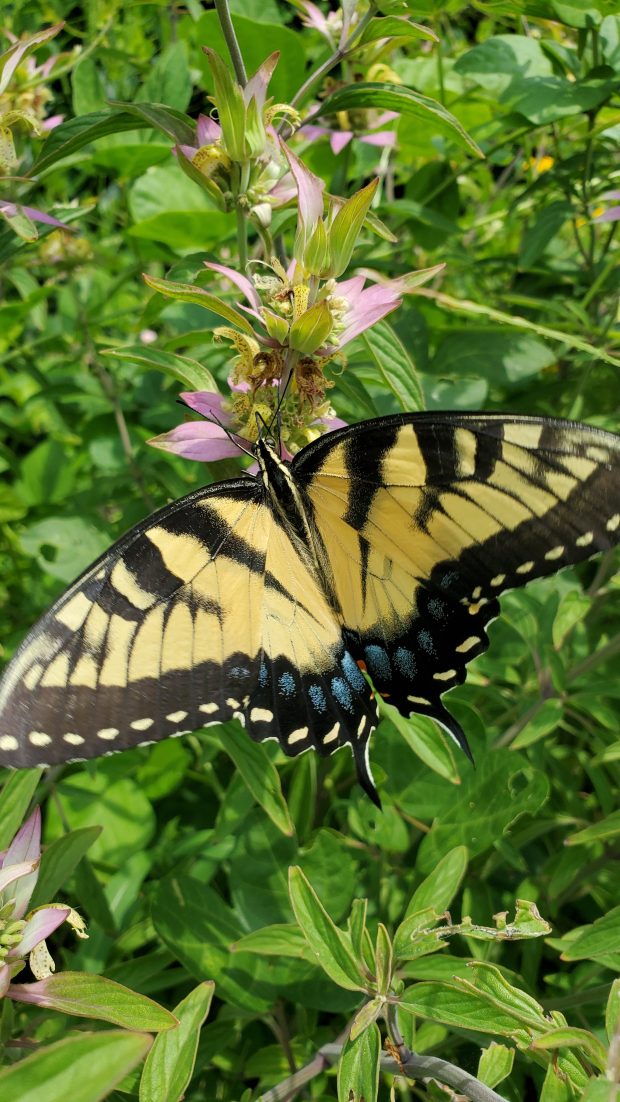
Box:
left=341, top=651, right=366, bottom=692
left=230, top=666, right=250, bottom=679
left=418, top=629, right=435, bottom=656
left=394, top=647, right=416, bottom=678
left=308, top=684, right=327, bottom=714
left=278, top=671, right=296, bottom=697
left=331, top=676, right=354, bottom=712
left=427, top=598, right=446, bottom=620
left=258, top=662, right=269, bottom=688
left=365, top=644, right=391, bottom=680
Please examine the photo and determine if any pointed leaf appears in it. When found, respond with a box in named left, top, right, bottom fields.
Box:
left=338, top=1022, right=381, bottom=1102
left=0, top=1030, right=151, bottom=1102
left=477, top=1043, right=515, bottom=1089
left=406, top=846, right=468, bottom=917
left=8, top=972, right=177, bottom=1031
left=361, top=320, right=424, bottom=413
left=143, top=275, right=255, bottom=335
left=289, top=867, right=366, bottom=991
left=214, top=723, right=294, bottom=836
left=327, top=179, right=379, bottom=278
left=103, top=346, right=218, bottom=393
left=139, top=982, right=215, bottom=1102
left=0, top=770, right=42, bottom=849
left=315, top=83, right=483, bottom=157
left=29, top=826, right=102, bottom=911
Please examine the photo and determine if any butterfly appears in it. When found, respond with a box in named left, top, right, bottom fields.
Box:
left=1, top=411, right=619, bottom=806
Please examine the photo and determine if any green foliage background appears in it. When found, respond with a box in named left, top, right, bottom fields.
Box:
left=1, top=1, right=620, bottom=1099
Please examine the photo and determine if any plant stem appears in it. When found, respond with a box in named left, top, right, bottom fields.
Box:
left=256, top=1041, right=510, bottom=1102
left=283, top=3, right=377, bottom=122
left=236, top=203, right=248, bottom=271
left=214, top=0, right=247, bottom=86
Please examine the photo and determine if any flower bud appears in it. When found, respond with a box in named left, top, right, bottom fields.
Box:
left=288, top=301, right=333, bottom=355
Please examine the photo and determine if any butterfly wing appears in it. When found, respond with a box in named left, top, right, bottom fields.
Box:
left=0, top=475, right=377, bottom=790
left=294, top=412, right=620, bottom=751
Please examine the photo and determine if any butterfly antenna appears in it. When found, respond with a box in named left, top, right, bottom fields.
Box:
left=207, top=410, right=255, bottom=460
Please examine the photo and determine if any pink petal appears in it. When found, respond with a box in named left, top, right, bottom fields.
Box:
left=204, top=261, right=261, bottom=310
left=338, top=286, right=401, bottom=346
left=334, top=274, right=366, bottom=307
left=361, top=130, right=396, bottom=147
left=321, top=416, right=347, bottom=431
left=41, top=114, right=64, bottom=130
left=300, top=125, right=331, bottom=141
left=602, top=190, right=620, bottom=200
left=0, top=963, right=10, bottom=998
left=149, top=422, right=246, bottom=461
left=330, top=131, right=353, bottom=155
left=375, top=112, right=400, bottom=125
left=268, top=177, right=297, bottom=206
left=177, top=143, right=198, bottom=160
left=180, top=391, right=230, bottom=421
left=0, top=202, right=68, bottom=229
left=12, top=907, right=69, bottom=957
left=4, top=809, right=40, bottom=920
left=244, top=52, right=279, bottom=111
left=280, top=140, right=324, bottom=230
left=299, top=0, right=331, bottom=34
left=594, top=206, right=620, bottom=223
left=196, top=114, right=222, bottom=145
left=0, top=860, right=38, bottom=900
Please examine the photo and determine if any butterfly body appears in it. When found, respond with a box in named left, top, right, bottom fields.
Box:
left=1, top=411, right=619, bottom=805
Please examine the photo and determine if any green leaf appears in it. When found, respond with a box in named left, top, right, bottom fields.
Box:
left=103, top=346, right=218, bottom=393
left=393, top=907, right=445, bottom=962
left=357, top=15, right=438, bottom=46
left=379, top=704, right=460, bottom=784
left=349, top=997, right=385, bottom=1041
left=520, top=201, right=573, bottom=269
left=0, top=23, right=63, bottom=96
left=361, top=320, right=425, bottom=412
left=288, top=867, right=366, bottom=992
left=107, top=101, right=195, bottom=145
left=423, top=289, right=620, bottom=370
left=512, top=698, right=564, bottom=749
left=509, top=75, right=614, bottom=125
left=143, top=274, right=254, bottom=335
left=202, top=49, right=246, bottom=162
left=337, top=1022, right=381, bottom=1102
left=19, top=517, right=109, bottom=584
left=0, top=1030, right=151, bottom=1102
left=9, top=972, right=177, bottom=1031
left=327, top=180, right=379, bottom=279
left=416, top=751, right=549, bottom=872
left=456, top=962, right=549, bottom=1030
left=194, top=13, right=306, bottom=102
left=533, top=1026, right=607, bottom=1071
left=129, top=163, right=232, bottom=249
left=405, top=846, right=469, bottom=917
left=401, top=981, right=530, bottom=1040
left=559, top=905, right=620, bottom=961
left=315, top=83, right=483, bottom=157
left=47, top=774, right=155, bottom=867
left=29, top=111, right=158, bottom=176
left=374, top=923, right=392, bottom=996
left=215, top=723, right=294, bottom=836
left=29, top=826, right=102, bottom=910
left=151, top=873, right=273, bottom=1013
left=567, top=809, right=620, bottom=846
left=605, top=978, right=620, bottom=1041
left=233, top=924, right=310, bottom=958
left=288, top=301, right=334, bottom=354
left=0, top=770, right=42, bottom=849
left=477, top=1043, right=515, bottom=1089
left=139, top=982, right=215, bottom=1102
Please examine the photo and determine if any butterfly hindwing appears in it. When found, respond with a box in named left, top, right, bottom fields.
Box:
left=295, top=412, right=620, bottom=750
left=0, top=474, right=378, bottom=788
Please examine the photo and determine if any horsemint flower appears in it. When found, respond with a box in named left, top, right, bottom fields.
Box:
left=0, top=808, right=87, bottom=1001
left=145, top=145, right=441, bottom=459
left=175, top=49, right=300, bottom=224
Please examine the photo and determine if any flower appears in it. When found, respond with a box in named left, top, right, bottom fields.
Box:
left=302, top=112, right=398, bottom=156
left=0, top=200, right=69, bottom=241
left=149, top=385, right=346, bottom=462
left=0, top=808, right=86, bottom=1000
left=174, top=49, right=300, bottom=220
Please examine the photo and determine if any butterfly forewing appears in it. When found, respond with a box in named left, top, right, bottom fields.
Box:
left=295, top=413, right=620, bottom=747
